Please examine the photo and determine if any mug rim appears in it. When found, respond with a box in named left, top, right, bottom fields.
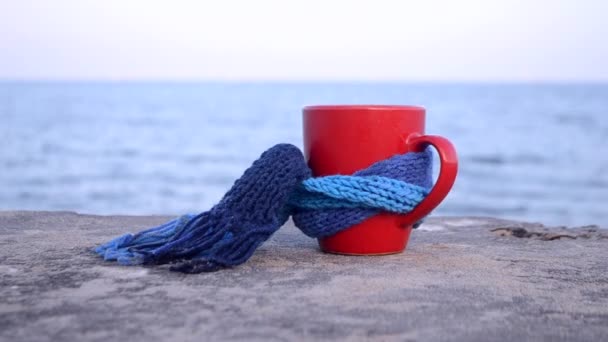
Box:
left=303, top=105, right=425, bottom=112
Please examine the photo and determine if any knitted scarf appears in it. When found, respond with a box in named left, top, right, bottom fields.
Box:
left=95, top=144, right=432, bottom=273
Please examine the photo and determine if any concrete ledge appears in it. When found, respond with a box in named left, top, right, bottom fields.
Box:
left=1, top=211, right=607, bottom=341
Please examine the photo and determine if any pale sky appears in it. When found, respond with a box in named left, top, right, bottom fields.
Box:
left=1, top=0, right=607, bottom=81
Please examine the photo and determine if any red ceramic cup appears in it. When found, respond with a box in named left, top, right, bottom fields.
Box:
left=303, top=105, right=458, bottom=255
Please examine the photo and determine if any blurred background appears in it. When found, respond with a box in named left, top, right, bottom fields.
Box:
left=1, top=0, right=606, bottom=226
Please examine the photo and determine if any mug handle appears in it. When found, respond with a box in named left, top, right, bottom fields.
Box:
left=402, top=133, right=458, bottom=226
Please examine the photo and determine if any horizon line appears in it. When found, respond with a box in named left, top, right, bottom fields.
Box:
left=1, top=78, right=607, bottom=85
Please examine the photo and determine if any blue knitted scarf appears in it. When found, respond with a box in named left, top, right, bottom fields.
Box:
left=95, top=144, right=433, bottom=273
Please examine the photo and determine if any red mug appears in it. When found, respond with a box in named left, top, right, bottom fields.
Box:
left=303, top=105, right=458, bottom=255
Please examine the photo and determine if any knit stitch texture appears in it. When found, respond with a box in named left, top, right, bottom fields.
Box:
left=95, top=144, right=432, bottom=273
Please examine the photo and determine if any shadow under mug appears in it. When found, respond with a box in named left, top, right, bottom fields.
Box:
left=303, top=105, right=458, bottom=255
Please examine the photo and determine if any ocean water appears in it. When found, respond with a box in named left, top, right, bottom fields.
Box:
left=1, top=82, right=607, bottom=227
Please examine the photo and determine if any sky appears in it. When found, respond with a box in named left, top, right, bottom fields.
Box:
left=1, top=0, right=607, bottom=82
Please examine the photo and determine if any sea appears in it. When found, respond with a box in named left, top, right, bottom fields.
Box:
left=1, top=82, right=606, bottom=227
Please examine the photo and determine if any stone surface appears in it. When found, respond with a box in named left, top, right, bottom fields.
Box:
left=0, top=211, right=607, bottom=342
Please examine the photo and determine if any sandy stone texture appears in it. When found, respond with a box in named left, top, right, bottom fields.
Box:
left=1, top=211, right=607, bottom=341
